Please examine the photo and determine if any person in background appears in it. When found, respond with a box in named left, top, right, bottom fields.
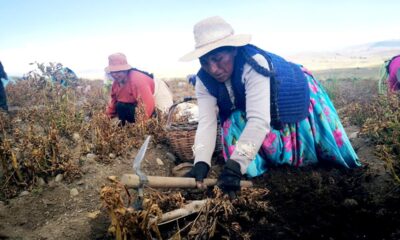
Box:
left=181, top=16, right=361, bottom=196
left=0, top=61, right=8, bottom=112
left=105, top=53, right=173, bottom=125
left=52, top=65, right=78, bottom=87
left=187, top=74, right=197, bottom=86
left=386, top=55, right=400, bottom=92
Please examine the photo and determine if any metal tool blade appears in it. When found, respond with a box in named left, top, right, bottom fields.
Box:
left=133, top=135, right=151, bottom=182
left=132, top=135, right=151, bottom=210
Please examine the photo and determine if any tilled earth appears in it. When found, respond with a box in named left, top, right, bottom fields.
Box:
left=0, top=126, right=399, bottom=240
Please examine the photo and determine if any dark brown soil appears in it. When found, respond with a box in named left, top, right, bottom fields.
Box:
left=1, top=125, right=399, bottom=240
left=0, top=78, right=397, bottom=239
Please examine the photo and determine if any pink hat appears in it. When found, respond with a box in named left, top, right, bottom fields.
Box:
left=104, top=53, right=132, bottom=73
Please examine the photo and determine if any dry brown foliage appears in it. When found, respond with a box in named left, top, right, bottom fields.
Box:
left=1, top=75, right=168, bottom=199
left=322, top=78, right=400, bottom=182
left=358, top=93, right=400, bottom=182
left=100, top=180, right=269, bottom=240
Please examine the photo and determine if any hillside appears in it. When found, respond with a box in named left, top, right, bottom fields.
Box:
left=312, top=66, right=381, bottom=80
left=289, top=39, right=400, bottom=73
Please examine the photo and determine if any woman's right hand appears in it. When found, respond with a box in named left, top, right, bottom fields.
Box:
left=184, top=162, right=210, bottom=189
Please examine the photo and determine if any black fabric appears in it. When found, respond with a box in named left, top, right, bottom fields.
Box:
left=0, top=62, right=7, bottom=80
left=131, top=68, right=154, bottom=79
left=116, top=102, right=136, bottom=125
left=184, top=162, right=210, bottom=182
left=218, top=160, right=242, bottom=194
left=0, top=62, right=8, bottom=111
left=0, top=80, right=8, bottom=111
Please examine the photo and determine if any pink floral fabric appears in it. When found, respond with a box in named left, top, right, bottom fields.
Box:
left=221, top=72, right=360, bottom=177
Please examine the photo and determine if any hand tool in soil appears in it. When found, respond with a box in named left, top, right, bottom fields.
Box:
left=131, top=135, right=151, bottom=209
left=123, top=136, right=253, bottom=208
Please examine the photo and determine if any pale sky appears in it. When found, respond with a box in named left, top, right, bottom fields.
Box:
left=1, top=0, right=399, bottom=79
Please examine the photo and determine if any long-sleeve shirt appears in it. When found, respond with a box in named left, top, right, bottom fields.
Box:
left=106, top=70, right=155, bottom=118
left=194, top=53, right=271, bottom=174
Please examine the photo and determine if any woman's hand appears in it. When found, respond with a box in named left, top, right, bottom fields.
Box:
left=218, top=159, right=242, bottom=198
left=184, top=162, right=210, bottom=189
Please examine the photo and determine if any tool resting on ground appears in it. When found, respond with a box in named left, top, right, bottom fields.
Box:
left=122, top=135, right=253, bottom=189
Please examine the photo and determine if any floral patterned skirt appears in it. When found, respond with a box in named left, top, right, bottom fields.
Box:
left=221, top=73, right=361, bottom=177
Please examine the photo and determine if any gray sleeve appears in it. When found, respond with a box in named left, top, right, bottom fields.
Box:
left=193, top=78, right=218, bottom=167
left=229, top=54, right=271, bottom=174
left=397, top=68, right=400, bottom=82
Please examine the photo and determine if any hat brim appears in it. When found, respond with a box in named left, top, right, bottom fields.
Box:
left=104, top=64, right=132, bottom=73
left=180, top=34, right=251, bottom=62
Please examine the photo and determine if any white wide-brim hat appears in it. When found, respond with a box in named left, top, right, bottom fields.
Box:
left=180, top=16, right=251, bottom=62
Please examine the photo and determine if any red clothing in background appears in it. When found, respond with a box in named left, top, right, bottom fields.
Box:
left=106, top=70, right=155, bottom=118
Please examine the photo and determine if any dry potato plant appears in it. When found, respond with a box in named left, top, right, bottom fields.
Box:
left=23, top=62, right=78, bottom=88
left=1, top=73, right=168, bottom=199
left=80, top=108, right=168, bottom=162
left=0, top=80, right=85, bottom=198
left=322, top=78, right=400, bottom=181
left=358, top=93, right=400, bottom=182
left=100, top=180, right=269, bottom=240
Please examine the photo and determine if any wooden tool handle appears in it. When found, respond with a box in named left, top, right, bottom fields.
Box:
left=121, top=174, right=253, bottom=188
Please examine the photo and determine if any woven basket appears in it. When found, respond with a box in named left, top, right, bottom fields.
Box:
left=166, top=97, right=222, bottom=162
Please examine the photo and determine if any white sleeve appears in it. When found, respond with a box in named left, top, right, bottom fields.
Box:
left=229, top=53, right=271, bottom=174
left=193, top=79, right=218, bottom=167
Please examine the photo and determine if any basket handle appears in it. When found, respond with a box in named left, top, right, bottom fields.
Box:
left=166, top=97, right=197, bottom=129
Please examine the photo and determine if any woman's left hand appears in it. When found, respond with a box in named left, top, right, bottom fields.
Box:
left=218, top=159, right=242, bottom=198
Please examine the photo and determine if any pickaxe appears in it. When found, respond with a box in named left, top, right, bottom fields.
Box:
left=121, top=136, right=253, bottom=198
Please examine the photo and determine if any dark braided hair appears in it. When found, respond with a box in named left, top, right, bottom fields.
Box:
left=238, top=47, right=274, bottom=77
left=237, top=46, right=282, bottom=129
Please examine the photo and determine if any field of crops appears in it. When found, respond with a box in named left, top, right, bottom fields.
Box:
left=0, top=70, right=399, bottom=239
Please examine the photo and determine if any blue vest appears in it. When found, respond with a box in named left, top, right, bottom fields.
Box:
left=197, top=44, right=310, bottom=129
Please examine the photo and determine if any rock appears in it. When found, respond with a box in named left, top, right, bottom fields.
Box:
left=76, top=180, right=84, bottom=185
left=109, top=153, right=116, bottom=159
left=48, top=180, right=56, bottom=187
left=19, top=191, right=30, bottom=197
left=55, top=174, right=64, bottom=182
left=156, top=158, right=164, bottom=166
left=37, top=177, right=46, bottom=186
left=86, top=153, right=97, bottom=163
left=70, top=188, right=79, bottom=197
left=166, top=152, right=176, bottom=162
left=343, top=198, right=358, bottom=208
left=0, top=201, right=5, bottom=210
left=348, top=131, right=359, bottom=139
left=172, top=162, right=193, bottom=177
left=156, top=144, right=162, bottom=149
left=13, top=147, right=21, bottom=159
left=87, top=210, right=101, bottom=219
left=107, top=176, right=117, bottom=182
left=72, top=132, right=80, bottom=141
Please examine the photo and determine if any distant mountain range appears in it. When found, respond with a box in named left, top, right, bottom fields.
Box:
left=289, top=40, right=400, bottom=71
left=369, top=40, right=400, bottom=48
